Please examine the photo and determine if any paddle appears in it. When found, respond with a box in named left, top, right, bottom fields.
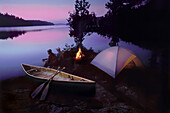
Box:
left=40, top=67, right=65, bottom=100
left=31, top=67, right=60, bottom=99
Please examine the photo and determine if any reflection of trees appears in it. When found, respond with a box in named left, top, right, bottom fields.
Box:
left=67, top=0, right=168, bottom=70
left=0, top=31, right=26, bottom=40
left=67, top=0, right=168, bottom=49
left=103, top=0, right=169, bottom=83
left=102, top=1, right=169, bottom=112
left=67, top=0, right=167, bottom=50
left=101, top=0, right=168, bottom=49
left=67, top=1, right=168, bottom=112
left=67, top=0, right=96, bottom=47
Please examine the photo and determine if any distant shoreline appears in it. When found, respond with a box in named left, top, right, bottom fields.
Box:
left=0, top=13, right=55, bottom=27
left=0, top=23, right=68, bottom=28
left=0, top=24, right=68, bottom=39
left=0, top=20, right=55, bottom=27
left=0, top=24, right=68, bottom=32
left=0, top=24, right=68, bottom=27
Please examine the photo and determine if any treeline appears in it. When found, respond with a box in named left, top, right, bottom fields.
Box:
left=96, top=0, right=168, bottom=49
left=68, top=0, right=168, bottom=49
left=0, top=13, right=54, bottom=27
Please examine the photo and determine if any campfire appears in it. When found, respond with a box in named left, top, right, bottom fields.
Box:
left=75, top=47, right=85, bottom=60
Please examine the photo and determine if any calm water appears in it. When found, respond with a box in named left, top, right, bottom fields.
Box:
left=0, top=25, right=151, bottom=80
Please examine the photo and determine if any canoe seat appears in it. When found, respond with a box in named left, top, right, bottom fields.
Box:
left=27, top=69, right=37, bottom=72
left=36, top=74, right=50, bottom=78
left=68, top=75, right=74, bottom=80
left=71, top=76, right=74, bottom=80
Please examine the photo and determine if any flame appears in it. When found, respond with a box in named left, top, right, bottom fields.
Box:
left=75, top=47, right=84, bottom=60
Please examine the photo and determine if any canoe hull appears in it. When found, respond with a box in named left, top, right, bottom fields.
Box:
left=22, top=64, right=96, bottom=96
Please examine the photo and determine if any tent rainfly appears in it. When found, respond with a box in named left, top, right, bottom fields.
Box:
left=91, top=46, right=144, bottom=78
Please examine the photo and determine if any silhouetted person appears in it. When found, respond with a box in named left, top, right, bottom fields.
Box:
left=56, top=48, right=64, bottom=65
left=56, top=48, right=63, bottom=60
left=42, top=49, right=57, bottom=68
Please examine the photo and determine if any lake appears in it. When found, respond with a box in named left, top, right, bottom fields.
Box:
left=0, top=25, right=151, bottom=80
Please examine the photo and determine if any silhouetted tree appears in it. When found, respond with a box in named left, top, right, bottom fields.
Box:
left=67, top=0, right=96, bottom=46
left=96, top=0, right=168, bottom=49
left=103, top=1, right=169, bottom=112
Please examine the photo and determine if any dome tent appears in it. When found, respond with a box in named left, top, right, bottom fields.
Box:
left=91, top=46, right=144, bottom=78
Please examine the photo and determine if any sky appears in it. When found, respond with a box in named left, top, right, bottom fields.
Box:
left=0, top=0, right=109, bottom=23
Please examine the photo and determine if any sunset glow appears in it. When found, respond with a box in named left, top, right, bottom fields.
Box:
left=0, top=5, right=73, bottom=22
left=13, top=27, right=69, bottom=44
left=0, top=0, right=108, bottom=23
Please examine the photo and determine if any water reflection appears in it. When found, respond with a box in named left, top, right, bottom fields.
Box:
left=0, top=31, right=26, bottom=40
left=0, top=25, right=73, bottom=80
left=0, top=25, right=153, bottom=80
left=0, top=25, right=67, bottom=40
left=0, top=25, right=63, bottom=32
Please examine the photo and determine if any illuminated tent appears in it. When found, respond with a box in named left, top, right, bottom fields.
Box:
left=91, top=46, right=143, bottom=78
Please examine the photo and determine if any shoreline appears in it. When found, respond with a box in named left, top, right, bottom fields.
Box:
left=0, top=46, right=169, bottom=112
left=0, top=76, right=143, bottom=113
left=0, top=64, right=167, bottom=112
left=1, top=47, right=168, bottom=112
left=0, top=75, right=140, bottom=113
left=0, top=24, right=67, bottom=32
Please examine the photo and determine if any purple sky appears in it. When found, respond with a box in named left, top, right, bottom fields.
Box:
left=0, top=0, right=109, bottom=23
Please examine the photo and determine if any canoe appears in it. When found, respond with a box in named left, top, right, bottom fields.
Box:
left=21, top=64, right=96, bottom=95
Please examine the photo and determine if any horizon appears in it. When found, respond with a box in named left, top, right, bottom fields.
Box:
left=0, top=0, right=109, bottom=24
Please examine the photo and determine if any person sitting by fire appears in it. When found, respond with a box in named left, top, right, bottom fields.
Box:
left=56, top=48, right=63, bottom=60
left=42, top=49, right=58, bottom=68
left=56, top=48, right=64, bottom=65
